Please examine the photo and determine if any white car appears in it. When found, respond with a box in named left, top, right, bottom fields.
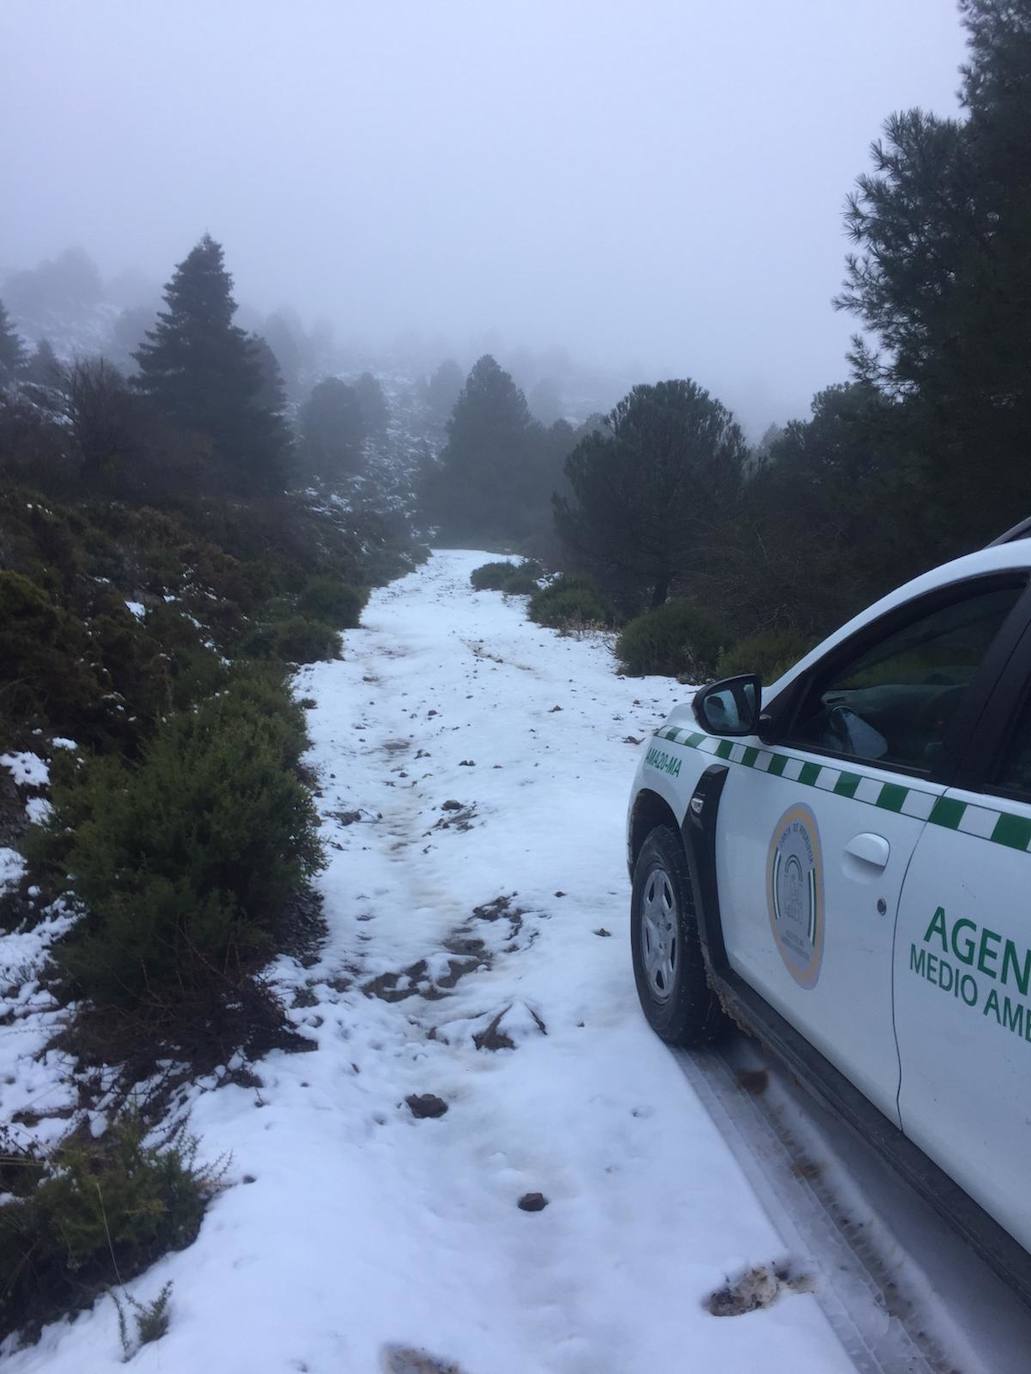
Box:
left=627, top=524, right=1031, bottom=1293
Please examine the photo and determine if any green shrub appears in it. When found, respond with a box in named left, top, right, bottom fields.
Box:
left=0, top=571, right=104, bottom=731
left=470, top=560, right=543, bottom=594
left=0, top=1118, right=214, bottom=1344
left=716, top=628, right=810, bottom=683
left=528, top=575, right=609, bottom=629
left=0, top=564, right=224, bottom=753
left=239, top=615, right=340, bottom=663
left=297, top=576, right=368, bottom=627
left=470, top=561, right=520, bottom=591
left=616, top=600, right=723, bottom=678
left=35, top=673, right=323, bottom=1021
left=500, top=569, right=541, bottom=595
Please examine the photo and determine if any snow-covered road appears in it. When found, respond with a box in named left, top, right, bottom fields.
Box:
left=11, top=549, right=858, bottom=1374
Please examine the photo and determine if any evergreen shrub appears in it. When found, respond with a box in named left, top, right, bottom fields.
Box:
left=239, top=616, right=340, bottom=664
left=616, top=600, right=722, bottom=678
left=0, top=571, right=102, bottom=730
left=528, top=575, right=609, bottom=629
left=470, top=560, right=543, bottom=594
left=0, top=1118, right=214, bottom=1344
left=36, top=671, right=322, bottom=1020
left=470, top=561, right=521, bottom=591
left=715, top=628, right=809, bottom=684
left=500, top=569, right=542, bottom=595
left=297, top=576, right=367, bottom=628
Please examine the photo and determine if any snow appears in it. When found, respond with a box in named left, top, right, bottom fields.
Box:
left=51, top=738, right=78, bottom=752
left=0, top=847, right=27, bottom=894
left=3, top=550, right=852, bottom=1373
left=124, top=599, right=146, bottom=619
left=0, top=900, right=79, bottom=1152
left=24, top=797, right=53, bottom=826
left=0, top=752, right=49, bottom=787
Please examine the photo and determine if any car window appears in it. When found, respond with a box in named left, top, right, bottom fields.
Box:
left=995, top=691, right=1031, bottom=799
left=786, top=583, right=1022, bottom=772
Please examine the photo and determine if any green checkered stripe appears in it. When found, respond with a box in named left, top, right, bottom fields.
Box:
left=652, top=724, right=1031, bottom=853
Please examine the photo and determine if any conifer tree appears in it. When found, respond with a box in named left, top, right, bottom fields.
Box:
left=422, top=355, right=537, bottom=541
left=298, top=377, right=365, bottom=481
left=354, top=372, right=388, bottom=435
left=134, top=235, right=287, bottom=492
left=20, top=338, right=66, bottom=414
left=424, top=359, right=464, bottom=423
left=555, top=379, right=746, bottom=610
left=838, top=0, right=1031, bottom=545
left=0, top=299, right=26, bottom=383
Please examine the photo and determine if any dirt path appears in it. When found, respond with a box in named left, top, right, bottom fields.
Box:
left=8, top=550, right=857, bottom=1374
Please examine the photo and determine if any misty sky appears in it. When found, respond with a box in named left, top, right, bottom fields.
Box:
left=2, top=1, right=967, bottom=428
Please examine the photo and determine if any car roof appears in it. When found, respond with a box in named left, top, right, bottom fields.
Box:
left=766, top=540, right=1031, bottom=697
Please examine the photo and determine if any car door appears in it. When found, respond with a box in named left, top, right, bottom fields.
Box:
left=714, top=577, right=1027, bottom=1126
left=895, top=617, right=1031, bottom=1252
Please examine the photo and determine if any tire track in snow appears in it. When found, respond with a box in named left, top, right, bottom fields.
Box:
left=676, top=1036, right=1031, bottom=1374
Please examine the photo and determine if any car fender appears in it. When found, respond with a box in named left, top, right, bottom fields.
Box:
left=627, top=721, right=708, bottom=871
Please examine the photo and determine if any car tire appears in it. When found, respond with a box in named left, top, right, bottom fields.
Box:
left=631, top=825, right=726, bottom=1046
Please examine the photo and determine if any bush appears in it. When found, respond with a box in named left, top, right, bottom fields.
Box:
left=0, top=508, right=226, bottom=751
left=470, top=560, right=521, bottom=591
left=528, top=575, right=609, bottom=629
left=716, top=628, right=810, bottom=684
left=297, top=576, right=368, bottom=628
left=616, top=600, right=723, bottom=678
left=34, top=672, right=323, bottom=1026
left=0, top=570, right=103, bottom=734
left=239, top=615, right=340, bottom=663
left=0, top=1118, right=214, bottom=1344
left=500, top=569, right=542, bottom=595
left=470, top=560, right=542, bottom=593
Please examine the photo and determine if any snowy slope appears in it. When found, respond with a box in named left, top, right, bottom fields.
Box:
left=7, top=550, right=853, bottom=1374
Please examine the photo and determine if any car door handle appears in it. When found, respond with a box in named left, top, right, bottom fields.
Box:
left=845, top=832, right=891, bottom=869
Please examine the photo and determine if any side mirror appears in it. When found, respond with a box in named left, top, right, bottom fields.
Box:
left=693, top=673, right=762, bottom=737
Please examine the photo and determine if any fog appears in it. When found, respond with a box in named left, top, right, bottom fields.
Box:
left=1, top=0, right=965, bottom=429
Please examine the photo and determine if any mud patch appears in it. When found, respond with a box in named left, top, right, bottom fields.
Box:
left=432, top=999, right=546, bottom=1051
left=432, top=802, right=477, bottom=832
left=381, top=1346, right=465, bottom=1374
left=705, top=1261, right=813, bottom=1317
left=328, top=808, right=365, bottom=827
left=471, top=894, right=525, bottom=940
left=363, top=950, right=487, bottom=1004
left=473, top=1001, right=547, bottom=1051
left=442, top=933, right=488, bottom=959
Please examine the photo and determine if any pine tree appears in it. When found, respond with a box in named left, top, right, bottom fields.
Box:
left=0, top=298, right=26, bottom=383
left=298, top=377, right=365, bottom=481
left=133, top=235, right=287, bottom=493
left=424, top=359, right=464, bottom=423
left=422, top=355, right=540, bottom=541
left=248, top=334, right=288, bottom=417
left=20, top=338, right=66, bottom=414
left=555, top=380, right=746, bottom=610
left=354, top=372, right=388, bottom=435
left=837, top=0, right=1031, bottom=545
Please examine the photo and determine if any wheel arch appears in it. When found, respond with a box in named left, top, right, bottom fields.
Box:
left=629, top=788, right=682, bottom=869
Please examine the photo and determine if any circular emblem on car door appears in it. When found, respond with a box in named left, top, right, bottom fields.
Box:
left=767, top=803, right=825, bottom=989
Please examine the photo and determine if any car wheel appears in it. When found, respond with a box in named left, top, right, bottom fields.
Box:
left=631, top=825, right=726, bottom=1046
